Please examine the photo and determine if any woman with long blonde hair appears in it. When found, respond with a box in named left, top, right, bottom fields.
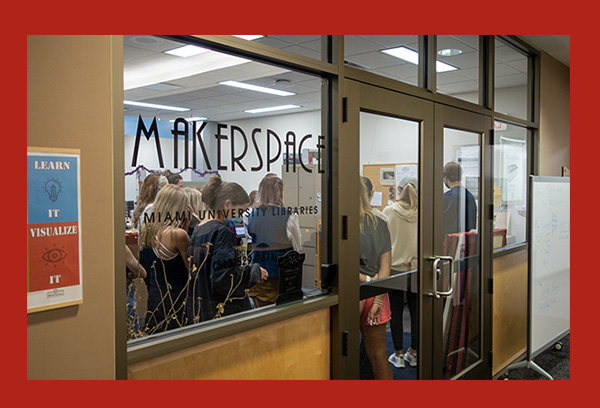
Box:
left=183, top=187, right=204, bottom=236
left=383, top=176, right=419, bottom=369
left=139, top=185, right=191, bottom=334
left=359, top=176, right=393, bottom=380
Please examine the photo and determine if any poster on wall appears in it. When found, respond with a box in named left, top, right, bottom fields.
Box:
left=27, top=147, right=82, bottom=313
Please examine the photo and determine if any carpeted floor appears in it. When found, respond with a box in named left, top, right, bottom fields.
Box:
left=502, top=334, right=570, bottom=380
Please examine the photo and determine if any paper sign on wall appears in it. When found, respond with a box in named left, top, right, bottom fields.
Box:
left=27, top=147, right=82, bottom=313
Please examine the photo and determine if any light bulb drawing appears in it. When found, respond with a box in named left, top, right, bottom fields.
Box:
left=44, top=178, right=63, bottom=202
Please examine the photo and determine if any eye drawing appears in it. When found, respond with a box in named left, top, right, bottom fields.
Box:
left=42, top=248, right=67, bottom=263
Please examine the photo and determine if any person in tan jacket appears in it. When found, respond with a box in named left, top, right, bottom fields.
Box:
left=382, top=176, right=418, bottom=368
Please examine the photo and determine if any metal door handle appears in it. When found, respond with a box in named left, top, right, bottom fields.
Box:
left=428, top=256, right=454, bottom=298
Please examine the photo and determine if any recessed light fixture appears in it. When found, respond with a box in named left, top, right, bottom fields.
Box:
left=169, top=117, right=207, bottom=122
left=164, top=44, right=210, bottom=58
left=233, top=35, right=264, bottom=41
left=245, top=104, right=301, bottom=114
left=123, top=100, right=190, bottom=112
left=381, top=46, right=458, bottom=73
left=438, top=48, right=463, bottom=57
left=220, top=80, right=296, bottom=96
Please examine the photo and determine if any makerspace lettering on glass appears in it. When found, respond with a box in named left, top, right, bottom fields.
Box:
left=131, top=116, right=325, bottom=174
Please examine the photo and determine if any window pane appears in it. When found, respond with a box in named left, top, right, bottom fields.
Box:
left=493, top=122, right=528, bottom=249
left=495, top=38, right=529, bottom=120
left=244, top=35, right=323, bottom=61
left=345, top=35, right=420, bottom=87
left=437, top=35, right=480, bottom=104
left=123, top=35, right=326, bottom=341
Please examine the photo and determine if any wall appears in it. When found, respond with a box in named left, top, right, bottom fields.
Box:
left=492, top=249, right=528, bottom=375
left=539, top=52, right=570, bottom=176
left=27, top=36, right=123, bottom=379
left=128, top=308, right=330, bottom=379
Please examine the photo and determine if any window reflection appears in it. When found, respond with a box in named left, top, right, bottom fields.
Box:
left=124, top=36, right=325, bottom=341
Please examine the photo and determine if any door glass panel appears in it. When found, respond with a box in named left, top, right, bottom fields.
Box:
left=359, top=111, right=419, bottom=380
left=442, top=128, right=481, bottom=378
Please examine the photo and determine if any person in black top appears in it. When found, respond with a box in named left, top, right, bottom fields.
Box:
left=187, top=176, right=267, bottom=324
left=443, top=162, right=477, bottom=236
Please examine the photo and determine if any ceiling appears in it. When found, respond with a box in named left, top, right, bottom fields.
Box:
left=123, top=35, right=569, bottom=123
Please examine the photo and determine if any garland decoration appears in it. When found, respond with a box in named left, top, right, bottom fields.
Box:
left=125, top=165, right=220, bottom=178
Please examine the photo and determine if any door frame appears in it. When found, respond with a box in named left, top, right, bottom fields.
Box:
left=336, top=79, right=493, bottom=380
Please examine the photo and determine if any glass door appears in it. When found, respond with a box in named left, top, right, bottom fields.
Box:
left=342, top=80, right=492, bottom=380
left=430, top=104, right=493, bottom=379
left=343, top=79, right=433, bottom=380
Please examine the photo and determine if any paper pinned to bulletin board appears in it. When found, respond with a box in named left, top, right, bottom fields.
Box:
left=27, top=147, right=82, bottom=313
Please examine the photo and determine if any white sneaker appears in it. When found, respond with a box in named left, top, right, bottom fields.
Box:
left=404, top=352, right=417, bottom=367
left=388, top=353, right=405, bottom=368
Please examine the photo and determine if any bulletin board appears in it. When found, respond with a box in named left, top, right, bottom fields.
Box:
left=362, top=163, right=418, bottom=208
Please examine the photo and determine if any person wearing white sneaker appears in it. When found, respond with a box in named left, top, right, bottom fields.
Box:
left=383, top=178, right=419, bottom=370
left=404, top=349, right=417, bottom=367
left=359, top=177, right=393, bottom=380
left=388, top=352, right=405, bottom=368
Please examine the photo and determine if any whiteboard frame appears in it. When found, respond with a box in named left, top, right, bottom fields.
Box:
left=527, top=175, right=570, bottom=360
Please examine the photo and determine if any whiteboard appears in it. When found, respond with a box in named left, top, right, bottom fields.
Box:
left=529, top=176, right=570, bottom=357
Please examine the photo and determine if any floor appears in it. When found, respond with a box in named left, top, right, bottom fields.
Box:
left=501, top=334, right=570, bottom=380
left=360, top=297, right=570, bottom=380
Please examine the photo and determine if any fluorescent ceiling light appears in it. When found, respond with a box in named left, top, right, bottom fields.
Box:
left=245, top=104, right=301, bottom=114
left=381, top=46, right=458, bottom=72
left=123, top=100, right=190, bottom=112
left=234, top=35, right=264, bottom=41
left=220, top=80, right=296, bottom=96
left=164, top=44, right=210, bottom=58
left=169, top=117, right=207, bottom=122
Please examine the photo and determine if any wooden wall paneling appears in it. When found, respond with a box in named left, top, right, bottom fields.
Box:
left=128, top=308, right=330, bottom=380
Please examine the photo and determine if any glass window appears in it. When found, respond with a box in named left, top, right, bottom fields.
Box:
left=493, top=122, right=528, bottom=249
left=239, top=35, right=323, bottom=61
left=437, top=35, right=480, bottom=104
left=123, top=35, right=327, bottom=341
left=495, top=37, right=530, bottom=120
left=345, top=35, right=420, bottom=87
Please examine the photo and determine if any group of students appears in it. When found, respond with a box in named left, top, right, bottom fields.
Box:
left=359, top=161, right=477, bottom=379
left=125, top=171, right=301, bottom=338
left=126, top=162, right=475, bottom=380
